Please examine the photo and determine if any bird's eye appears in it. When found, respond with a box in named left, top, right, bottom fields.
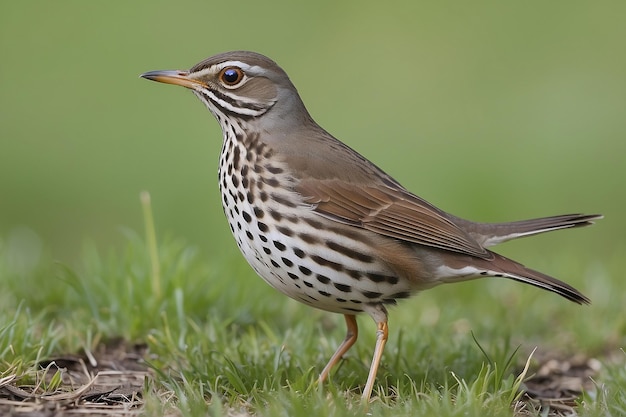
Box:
left=220, top=67, right=244, bottom=86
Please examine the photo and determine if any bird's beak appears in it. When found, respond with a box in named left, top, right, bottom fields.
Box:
left=140, top=70, right=206, bottom=89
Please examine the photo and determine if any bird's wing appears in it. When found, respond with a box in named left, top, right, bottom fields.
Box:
left=296, top=179, right=491, bottom=259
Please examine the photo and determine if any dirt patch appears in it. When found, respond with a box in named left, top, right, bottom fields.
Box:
left=0, top=338, right=150, bottom=416
left=514, top=353, right=601, bottom=416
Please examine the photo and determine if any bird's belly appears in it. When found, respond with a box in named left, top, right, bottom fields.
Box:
left=221, top=192, right=413, bottom=315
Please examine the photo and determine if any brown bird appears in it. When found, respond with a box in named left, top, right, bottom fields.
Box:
left=141, top=51, right=601, bottom=403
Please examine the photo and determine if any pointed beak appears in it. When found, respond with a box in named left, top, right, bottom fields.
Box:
left=140, top=70, right=206, bottom=89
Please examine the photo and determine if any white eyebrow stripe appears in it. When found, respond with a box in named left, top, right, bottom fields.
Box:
left=191, top=61, right=263, bottom=78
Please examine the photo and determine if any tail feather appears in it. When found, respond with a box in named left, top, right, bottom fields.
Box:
left=437, top=251, right=590, bottom=304
left=485, top=252, right=590, bottom=304
left=455, top=213, right=602, bottom=247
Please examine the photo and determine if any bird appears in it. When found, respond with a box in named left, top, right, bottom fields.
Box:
left=140, top=51, right=601, bottom=403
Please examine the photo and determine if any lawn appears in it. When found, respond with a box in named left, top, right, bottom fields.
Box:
left=1, top=195, right=624, bottom=416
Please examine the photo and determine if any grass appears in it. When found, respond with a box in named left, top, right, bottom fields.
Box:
left=1, top=194, right=624, bottom=416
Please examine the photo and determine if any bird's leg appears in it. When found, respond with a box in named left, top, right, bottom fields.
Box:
left=318, top=314, right=358, bottom=383
left=361, top=317, right=388, bottom=404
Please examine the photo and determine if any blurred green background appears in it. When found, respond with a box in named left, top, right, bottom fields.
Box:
left=1, top=0, right=624, bottom=269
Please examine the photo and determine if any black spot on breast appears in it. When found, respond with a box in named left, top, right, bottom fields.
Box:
left=316, top=274, right=330, bottom=284
left=263, top=177, right=280, bottom=187
left=286, top=215, right=299, bottom=223
left=232, top=146, right=240, bottom=169
left=299, top=233, right=320, bottom=245
left=253, top=207, right=264, bottom=218
left=362, top=291, right=382, bottom=299
left=392, top=291, right=411, bottom=299
left=334, top=283, right=352, bottom=293
left=277, top=226, right=294, bottom=237
left=242, top=211, right=252, bottom=223
left=365, top=273, right=386, bottom=283
left=273, top=241, right=286, bottom=251
left=327, top=241, right=374, bottom=263
left=298, top=266, right=312, bottom=275
left=288, top=272, right=298, bottom=280
left=281, top=257, right=293, bottom=267
left=303, top=281, right=313, bottom=288
left=263, top=247, right=271, bottom=255
left=266, top=165, right=283, bottom=174
left=271, top=193, right=297, bottom=208
left=327, top=226, right=373, bottom=245
left=386, top=276, right=399, bottom=284
left=258, top=222, right=269, bottom=232
left=246, top=231, right=253, bottom=240
left=347, top=270, right=361, bottom=280
left=311, top=255, right=343, bottom=271
left=293, top=248, right=305, bottom=258
left=303, top=217, right=323, bottom=229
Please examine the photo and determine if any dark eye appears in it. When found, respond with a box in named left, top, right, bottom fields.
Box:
left=220, top=67, right=244, bottom=86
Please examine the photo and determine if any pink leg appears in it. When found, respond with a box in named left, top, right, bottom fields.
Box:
left=361, top=318, right=388, bottom=404
left=318, top=314, right=359, bottom=383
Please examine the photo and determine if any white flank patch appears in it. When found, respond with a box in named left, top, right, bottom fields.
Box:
left=434, top=265, right=484, bottom=280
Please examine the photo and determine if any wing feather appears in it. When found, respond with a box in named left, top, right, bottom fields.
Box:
left=297, top=179, right=490, bottom=259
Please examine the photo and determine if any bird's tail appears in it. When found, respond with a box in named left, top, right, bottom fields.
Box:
left=454, top=213, right=602, bottom=247
left=439, top=251, right=591, bottom=304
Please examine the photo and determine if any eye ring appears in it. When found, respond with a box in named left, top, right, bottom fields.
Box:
left=219, top=67, right=245, bottom=86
